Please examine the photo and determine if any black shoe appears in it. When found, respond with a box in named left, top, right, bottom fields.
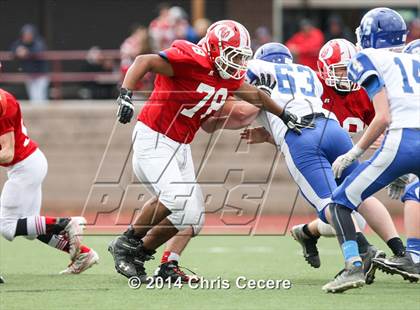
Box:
left=291, top=224, right=320, bottom=268
left=373, top=252, right=420, bottom=283
left=361, top=245, right=386, bottom=285
left=154, top=261, right=199, bottom=284
left=0, top=276, right=4, bottom=284
left=108, top=228, right=155, bottom=279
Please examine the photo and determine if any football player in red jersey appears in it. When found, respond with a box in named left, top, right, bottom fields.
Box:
left=108, top=20, right=306, bottom=281
left=0, top=87, right=98, bottom=274
left=317, top=39, right=374, bottom=134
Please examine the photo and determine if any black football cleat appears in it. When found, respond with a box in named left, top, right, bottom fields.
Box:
left=291, top=224, right=320, bottom=268
left=361, top=245, right=386, bottom=285
left=154, top=261, right=199, bottom=284
left=373, top=252, right=420, bottom=283
left=0, top=275, right=4, bottom=284
left=108, top=228, right=155, bottom=280
left=108, top=237, right=144, bottom=280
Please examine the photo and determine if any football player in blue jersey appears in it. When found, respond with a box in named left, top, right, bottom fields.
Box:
left=372, top=39, right=420, bottom=282
left=323, top=8, right=420, bottom=293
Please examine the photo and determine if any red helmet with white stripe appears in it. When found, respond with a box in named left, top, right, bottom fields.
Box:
left=204, top=20, right=253, bottom=80
left=317, top=39, right=360, bottom=92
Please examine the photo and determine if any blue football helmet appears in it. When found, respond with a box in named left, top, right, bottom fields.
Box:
left=254, top=42, right=293, bottom=64
left=356, top=7, right=407, bottom=49
left=403, top=39, right=420, bottom=55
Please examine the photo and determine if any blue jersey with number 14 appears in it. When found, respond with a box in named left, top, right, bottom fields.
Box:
left=347, top=49, right=420, bottom=129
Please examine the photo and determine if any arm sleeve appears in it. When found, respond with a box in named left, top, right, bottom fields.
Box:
left=362, top=75, right=385, bottom=100
left=347, top=52, right=385, bottom=100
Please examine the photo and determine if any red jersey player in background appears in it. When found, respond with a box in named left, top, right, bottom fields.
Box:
left=108, top=20, right=306, bottom=282
left=0, top=84, right=98, bottom=275
left=317, top=39, right=374, bottom=134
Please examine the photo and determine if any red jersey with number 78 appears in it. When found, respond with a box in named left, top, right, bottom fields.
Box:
left=0, top=89, right=38, bottom=167
left=138, top=40, right=244, bottom=144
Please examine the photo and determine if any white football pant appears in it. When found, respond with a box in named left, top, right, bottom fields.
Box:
left=131, top=121, right=205, bottom=234
left=0, top=149, right=48, bottom=241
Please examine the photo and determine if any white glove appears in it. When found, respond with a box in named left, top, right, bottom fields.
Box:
left=387, top=174, right=410, bottom=200
left=332, top=146, right=364, bottom=179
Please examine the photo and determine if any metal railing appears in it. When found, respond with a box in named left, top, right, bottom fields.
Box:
left=0, top=50, right=122, bottom=99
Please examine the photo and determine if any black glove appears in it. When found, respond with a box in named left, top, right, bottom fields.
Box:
left=117, top=88, right=134, bottom=124
left=254, top=73, right=277, bottom=96
left=280, top=110, right=303, bottom=135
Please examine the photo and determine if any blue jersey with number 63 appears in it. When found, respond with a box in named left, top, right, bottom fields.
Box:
left=246, top=59, right=324, bottom=145
left=347, top=49, right=420, bottom=129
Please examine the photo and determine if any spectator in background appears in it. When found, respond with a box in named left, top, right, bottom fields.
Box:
left=193, top=18, right=211, bottom=42
left=149, top=2, right=174, bottom=52
left=169, top=6, right=199, bottom=43
left=120, top=25, right=152, bottom=70
left=79, top=46, right=116, bottom=99
left=252, top=26, right=272, bottom=51
left=407, top=18, right=420, bottom=43
left=120, top=25, right=153, bottom=91
left=325, top=15, right=352, bottom=42
left=11, top=24, right=49, bottom=103
left=285, top=19, right=324, bottom=70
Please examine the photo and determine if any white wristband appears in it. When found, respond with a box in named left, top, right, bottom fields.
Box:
left=350, top=145, right=365, bottom=159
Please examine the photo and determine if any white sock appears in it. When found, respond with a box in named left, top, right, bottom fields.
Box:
left=26, top=216, right=46, bottom=236
left=168, top=252, right=180, bottom=262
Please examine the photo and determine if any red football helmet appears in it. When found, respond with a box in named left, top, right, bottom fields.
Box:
left=203, top=20, right=253, bottom=80
left=317, top=39, right=360, bottom=92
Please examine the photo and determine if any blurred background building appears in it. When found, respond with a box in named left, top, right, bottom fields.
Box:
left=0, top=0, right=418, bottom=100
